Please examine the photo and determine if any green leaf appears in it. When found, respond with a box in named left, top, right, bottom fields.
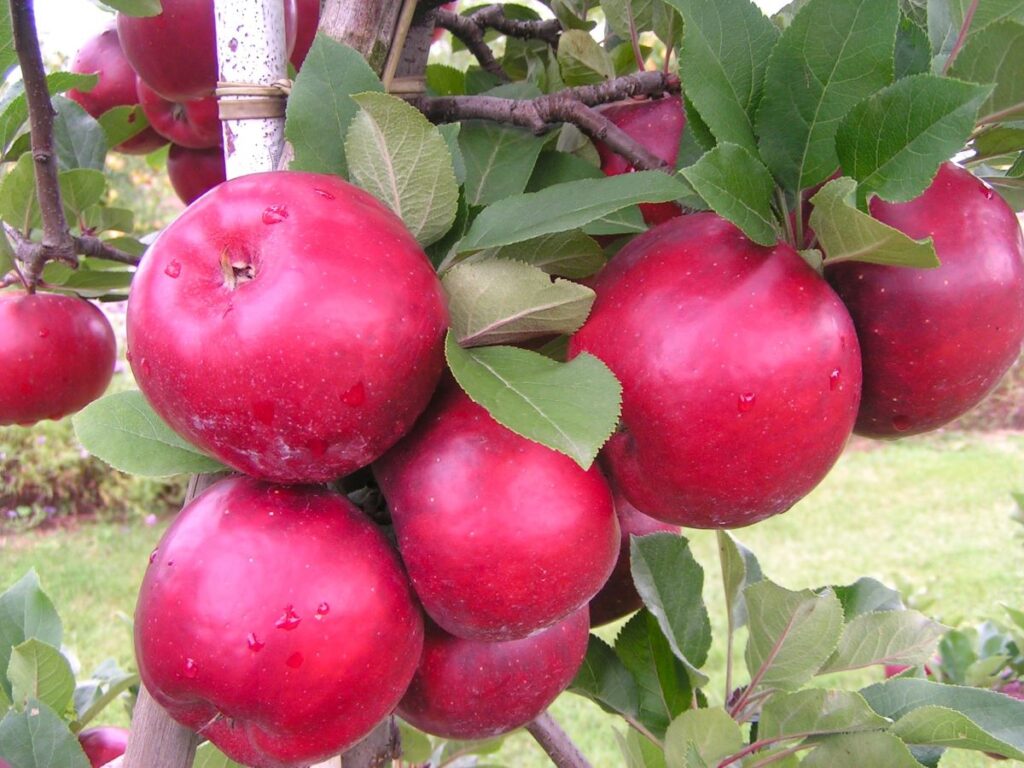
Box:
left=801, top=731, right=921, bottom=767
left=0, top=153, right=39, bottom=233
left=445, top=334, right=622, bottom=468
left=0, top=225, right=14, bottom=278
left=892, top=704, right=1024, bottom=759
left=680, top=143, right=780, bottom=245
left=72, top=391, right=229, bottom=477
left=81, top=206, right=135, bottom=236
left=50, top=96, right=107, bottom=171
left=73, top=670, right=138, bottom=730
left=757, top=0, right=899, bottom=193
left=949, top=21, right=1024, bottom=125
left=717, top=531, right=763, bottom=629
left=558, top=29, right=615, bottom=85
left=570, top=634, right=642, bottom=719
left=615, top=727, right=668, bottom=768
left=41, top=263, right=134, bottom=300
left=615, top=609, right=693, bottom=737
left=285, top=37, right=384, bottom=177
left=465, top=230, right=606, bottom=279
left=896, top=15, right=933, bottom=78
left=663, top=0, right=779, bottom=152
left=443, top=260, right=595, bottom=347
left=820, top=610, right=946, bottom=674
left=0, top=572, right=62, bottom=703
left=744, top=581, right=844, bottom=691
left=396, top=721, right=433, bottom=763
left=192, top=741, right=246, bottom=768
left=0, top=700, right=90, bottom=768
left=459, top=121, right=546, bottom=207
left=928, top=0, right=1024, bottom=73
left=0, top=5, right=14, bottom=80
left=345, top=92, right=458, bottom=248
left=425, top=189, right=470, bottom=270
left=0, top=74, right=98, bottom=155
left=459, top=172, right=690, bottom=251
left=832, top=577, right=904, bottom=617
left=663, top=708, right=743, bottom=768
left=631, top=534, right=711, bottom=687
left=7, top=640, right=75, bottom=715
left=58, top=169, right=107, bottom=221
left=759, top=689, right=890, bottom=741
left=836, top=75, right=992, bottom=204
left=810, top=176, right=941, bottom=266
left=101, top=0, right=162, bottom=15
left=426, top=63, right=466, bottom=96
left=97, top=104, right=153, bottom=150
left=438, top=123, right=466, bottom=185
left=974, top=126, right=1024, bottom=158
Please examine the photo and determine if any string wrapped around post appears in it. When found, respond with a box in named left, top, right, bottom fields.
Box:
left=215, top=79, right=292, bottom=120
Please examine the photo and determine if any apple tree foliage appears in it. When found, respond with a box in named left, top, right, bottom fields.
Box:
left=2, top=0, right=1024, bottom=765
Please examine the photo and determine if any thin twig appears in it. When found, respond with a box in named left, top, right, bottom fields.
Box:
left=472, top=4, right=562, bottom=47
left=941, top=0, right=980, bottom=75
left=435, top=9, right=510, bottom=82
left=525, top=711, right=593, bottom=768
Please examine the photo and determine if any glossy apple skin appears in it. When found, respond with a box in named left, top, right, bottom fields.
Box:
left=375, top=385, right=620, bottom=640
left=137, top=79, right=220, bottom=149
left=166, top=144, right=226, bottom=204
left=127, top=171, right=447, bottom=483
left=589, top=490, right=678, bottom=627
left=117, top=0, right=298, bottom=101
left=136, top=477, right=424, bottom=768
left=78, top=727, right=129, bottom=767
left=595, top=96, right=685, bottom=226
left=570, top=213, right=862, bottom=528
left=0, top=293, right=116, bottom=427
left=291, top=0, right=319, bottom=69
left=398, top=608, right=590, bottom=739
left=67, top=28, right=166, bottom=155
left=826, top=163, right=1024, bottom=437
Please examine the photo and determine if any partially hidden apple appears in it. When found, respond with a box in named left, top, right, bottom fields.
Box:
left=570, top=212, right=862, bottom=528
left=826, top=163, right=1024, bottom=437
left=127, top=171, right=448, bottom=483
left=0, top=292, right=116, bottom=426
left=374, top=384, right=620, bottom=640
left=398, top=608, right=590, bottom=739
left=67, top=27, right=166, bottom=155
left=589, top=489, right=678, bottom=627
left=290, top=0, right=320, bottom=69
left=137, top=78, right=220, bottom=149
left=594, top=95, right=686, bottom=226
left=78, top=726, right=129, bottom=767
left=166, top=144, right=226, bottom=205
left=136, top=476, right=424, bottom=768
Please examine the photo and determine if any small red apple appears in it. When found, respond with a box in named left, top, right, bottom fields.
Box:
left=570, top=212, right=861, bottom=528
left=78, top=726, right=129, bottom=767
left=166, top=144, right=226, bottom=205
left=398, top=608, right=590, bottom=740
left=594, top=95, right=686, bottom=226
left=0, top=292, right=116, bottom=426
left=431, top=2, right=458, bottom=43
left=127, top=171, right=448, bottom=483
left=136, top=476, right=424, bottom=768
left=374, top=384, right=620, bottom=641
left=137, top=78, right=220, bottom=149
left=291, top=0, right=320, bottom=69
left=826, top=163, right=1024, bottom=437
left=67, top=27, right=166, bottom=155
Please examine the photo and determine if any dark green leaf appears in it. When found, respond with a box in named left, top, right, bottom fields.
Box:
left=896, top=15, right=932, bottom=78
left=438, top=123, right=466, bottom=185
left=0, top=700, right=90, bottom=768
left=929, top=0, right=1024, bottom=73
left=570, top=634, right=642, bottom=718
left=759, top=689, right=889, bottom=741
left=0, top=153, right=39, bottom=233
left=949, top=21, right=1024, bottom=126
left=832, top=577, right=904, bottom=617
left=0, top=572, right=61, bottom=703
left=51, top=96, right=107, bottom=171
left=820, top=611, right=947, bottom=673
left=58, top=169, right=107, bottom=221
left=426, top=63, right=466, bottom=96
left=465, top=230, right=606, bottom=279
left=102, top=0, right=162, bottom=15
left=892, top=705, right=1024, bottom=759
left=615, top=728, right=668, bottom=768
left=459, top=121, right=546, bottom=207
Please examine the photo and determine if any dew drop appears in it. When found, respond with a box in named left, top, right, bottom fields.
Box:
left=247, top=632, right=265, bottom=652
left=275, top=605, right=301, bottom=630
left=262, top=205, right=289, bottom=224
left=37, top=328, right=49, bottom=338
left=183, top=658, right=199, bottom=678
left=286, top=651, right=304, bottom=668
left=892, top=414, right=912, bottom=432
left=737, top=392, right=756, bottom=413
left=829, top=368, right=841, bottom=391
left=313, top=188, right=335, bottom=200
left=341, top=381, right=365, bottom=406
left=316, top=602, right=330, bottom=618
left=148, top=549, right=158, bottom=564
left=164, top=260, right=182, bottom=279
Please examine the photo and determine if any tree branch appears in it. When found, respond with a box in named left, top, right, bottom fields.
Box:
left=339, top=718, right=401, bottom=767
left=472, top=4, right=562, bottom=48
left=435, top=9, right=510, bottom=82
left=525, top=711, right=593, bottom=768
left=415, top=71, right=680, bottom=171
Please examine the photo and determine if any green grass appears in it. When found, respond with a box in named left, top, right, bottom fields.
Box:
left=1, top=431, right=1022, bottom=766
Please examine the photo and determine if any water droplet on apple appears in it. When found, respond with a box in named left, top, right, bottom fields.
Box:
left=247, top=632, right=265, bottom=652
left=184, top=658, right=199, bottom=678
left=38, top=328, right=49, bottom=338
left=149, top=549, right=158, bottom=564
left=737, top=392, right=756, bottom=413
left=829, top=368, right=841, bottom=390
left=313, top=188, right=335, bottom=200
left=140, top=358, right=152, bottom=377
left=341, top=381, right=366, bottom=406
left=275, top=606, right=301, bottom=630
left=316, top=602, right=329, bottom=617
left=262, top=205, right=289, bottom=224
left=892, top=414, right=912, bottom=432
left=164, top=260, right=182, bottom=278
left=286, top=652, right=304, bottom=668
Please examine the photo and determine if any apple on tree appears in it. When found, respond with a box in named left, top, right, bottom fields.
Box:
left=77, top=726, right=129, bottom=768
left=136, top=79, right=221, bottom=149
left=166, top=144, right=226, bottom=204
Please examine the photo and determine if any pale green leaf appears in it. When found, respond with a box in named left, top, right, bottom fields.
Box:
left=949, top=21, right=1024, bottom=125
left=558, top=29, right=615, bottom=85
left=0, top=701, right=90, bottom=768
left=8, top=640, right=74, bottom=715
left=50, top=96, right=106, bottom=171
left=929, top=0, right=1024, bottom=72
left=717, top=531, right=763, bottom=629
left=193, top=741, right=246, bottom=768
left=615, top=727, right=668, bottom=768
left=0, top=153, right=40, bottom=233
left=58, top=169, right=106, bottom=220
left=820, top=610, right=947, bottom=673
left=465, top=230, right=606, bottom=279
left=801, top=731, right=921, bottom=767
left=758, top=689, right=890, bottom=741
left=0, top=572, right=62, bottom=703
left=97, top=104, right=153, bottom=150
left=663, top=708, right=743, bottom=768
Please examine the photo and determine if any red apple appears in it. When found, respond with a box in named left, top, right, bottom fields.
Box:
left=589, top=489, right=679, bottom=627
left=126, top=171, right=448, bottom=483
left=0, top=292, right=116, bottom=426
left=166, top=144, right=226, bottom=204
left=67, top=27, right=166, bottom=155
left=291, top=0, right=320, bottom=69
left=431, top=2, right=458, bottom=43
left=117, top=0, right=298, bottom=102
left=137, top=78, right=220, bottom=149
left=78, top=727, right=129, bottom=767
left=826, top=163, right=1024, bottom=437
left=374, top=384, right=620, bottom=641
left=136, top=476, right=424, bottom=768
left=398, top=608, right=590, bottom=740
left=594, top=95, right=686, bottom=226
left=570, top=212, right=862, bottom=528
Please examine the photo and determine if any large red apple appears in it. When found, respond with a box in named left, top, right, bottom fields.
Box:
left=374, top=384, right=619, bottom=640
left=594, top=95, right=686, bottom=226
left=136, top=476, right=424, bottom=768
left=166, top=144, right=226, bottom=205
left=826, top=163, right=1024, bottom=437
left=117, top=0, right=298, bottom=102
left=589, top=489, right=678, bottom=627
left=398, top=608, right=590, bottom=739
left=78, top=727, right=129, bottom=767
left=126, top=171, right=447, bottom=483
left=570, top=212, right=862, bottom=528
left=67, top=27, right=166, bottom=155
left=136, top=79, right=220, bottom=149
left=0, top=292, right=116, bottom=426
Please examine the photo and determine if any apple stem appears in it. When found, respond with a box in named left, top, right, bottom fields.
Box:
left=526, top=711, right=594, bottom=768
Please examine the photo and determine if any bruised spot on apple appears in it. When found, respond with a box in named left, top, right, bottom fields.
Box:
left=570, top=212, right=862, bottom=529
left=826, top=163, right=1024, bottom=438
left=135, top=477, right=424, bottom=768
left=375, top=384, right=620, bottom=641
left=127, top=171, right=448, bottom=483
left=78, top=726, right=129, bottom=767
left=398, top=608, right=590, bottom=740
